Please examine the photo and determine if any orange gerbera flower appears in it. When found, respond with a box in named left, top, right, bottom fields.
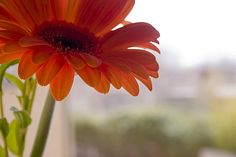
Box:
left=0, top=0, right=160, bottom=101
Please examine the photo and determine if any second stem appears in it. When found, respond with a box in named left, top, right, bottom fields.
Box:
left=30, top=90, right=56, bottom=157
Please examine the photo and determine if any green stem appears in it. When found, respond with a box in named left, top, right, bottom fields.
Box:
left=30, top=90, right=56, bottom=157
left=20, top=79, right=37, bottom=156
left=22, top=79, right=30, bottom=111
left=3, top=138, right=8, bottom=157
left=0, top=91, right=8, bottom=157
left=27, top=79, right=37, bottom=114
left=0, top=91, right=4, bottom=118
left=0, top=60, right=18, bottom=157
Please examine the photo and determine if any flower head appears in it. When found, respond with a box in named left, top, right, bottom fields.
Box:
left=0, top=0, right=160, bottom=101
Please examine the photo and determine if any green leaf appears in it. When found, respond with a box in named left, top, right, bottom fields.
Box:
left=0, top=145, right=6, bottom=157
left=11, top=107, right=32, bottom=128
left=4, top=73, right=24, bottom=93
left=6, top=120, right=22, bottom=155
left=0, top=60, right=18, bottom=91
left=6, top=108, right=32, bottom=156
left=0, top=118, right=9, bottom=138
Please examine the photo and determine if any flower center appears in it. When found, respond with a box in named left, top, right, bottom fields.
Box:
left=36, top=22, right=97, bottom=54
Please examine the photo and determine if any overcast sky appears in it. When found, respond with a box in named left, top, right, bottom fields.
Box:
left=127, top=0, right=236, bottom=67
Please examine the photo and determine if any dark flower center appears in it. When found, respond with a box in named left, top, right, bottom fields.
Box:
left=36, top=22, right=97, bottom=54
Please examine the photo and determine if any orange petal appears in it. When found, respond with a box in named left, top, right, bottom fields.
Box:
left=0, top=0, right=36, bottom=30
left=76, top=66, right=101, bottom=87
left=3, top=42, right=26, bottom=54
left=0, top=20, right=27, bottom=34
left=18, top=36, right=48, bottom=47
left=0, top=5, right=12, bottom=20
left=94, top=74, right=110, bottom=94
left=113, top=59, right=149, bottom=79
left=50, top=63, right=74, bottom=101
left=147, top=70, right=159, bottom=78
left=80, top=54, right=102, bottom=68
left=0, top=30, right=21, bottom=40
left=66, top=54, right=86, bottom=70
left=145, top=62, right=159, bottom=71
left=49, top=0, right=66, bottom=20
left=76, top=0, right=134, bottom=35
left=101, top=65, right=122, bottom=89
left=97, top=1, right=135, bottom=36
left=101, top=49, right=156, bottom=64
left=121, top=20, right=132, bottom=26
left=138, top=42, right=160, bottom=53
left=103, top=57, right=131, bottom=73
left=134, top=74, right=152, bottom=91
left=103, top=49, right=158, bottom=79
left=33, top=1, right=53, bottom=21
left=36, top=54, right=65, bottom=86
left=121, top=72, right=139, bottom=96
left=101, top=22, right=160, bottom=51
left=0, top=52, right=22, bottom=64
left=18, top=52, right=41, bottom=79
left=65, top=0, right=79, bottom=22
left=130, top=62, right=149, bottom=79
left=20, top=0, right=45, bottom=25
left=31, top=46, right=54, bottom=64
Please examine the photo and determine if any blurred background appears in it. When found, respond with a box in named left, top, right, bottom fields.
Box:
left=3, top=0, right=236, bottom=157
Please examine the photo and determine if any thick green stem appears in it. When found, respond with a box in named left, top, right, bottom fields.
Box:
left=30, top=90, right=56, bottom=157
